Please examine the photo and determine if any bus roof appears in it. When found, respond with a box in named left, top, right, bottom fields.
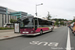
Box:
left=19, top=16, right=53, bottom=23
left=33, top=17, right=53, bottom=23
left=20, top=16, right=34, bottom=20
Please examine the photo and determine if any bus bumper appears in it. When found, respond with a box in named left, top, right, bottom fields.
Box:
left=21, top=33, right=40, bottom=36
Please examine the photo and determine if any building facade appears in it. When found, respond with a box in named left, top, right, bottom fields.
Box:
left=0, top=6, right=32, bottom=27
left=0, top=6, right=17, bottom=27
left=9, top=11, right=27, bottom=18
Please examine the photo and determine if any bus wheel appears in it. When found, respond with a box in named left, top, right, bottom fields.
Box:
left=51, top=28, right=53, bottom=32
left=40, top=30, right=43, bottom=35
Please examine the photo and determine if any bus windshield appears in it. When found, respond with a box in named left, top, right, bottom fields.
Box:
left=19, top=18, right=34, bottom=28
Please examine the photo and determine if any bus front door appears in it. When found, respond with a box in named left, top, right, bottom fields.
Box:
left=34, top=18, right=38, bottom=30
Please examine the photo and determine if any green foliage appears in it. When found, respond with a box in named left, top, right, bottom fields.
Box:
left=54, top=19, right=59, bottom=26
left=10, top=19, right=13, bottom=23
left=10, top=19, right=17, bottom=23
left=60, top=21, right=64, bottom=25
left=54, top=20, right=64, bottom=26
left=17, top=17, right=20, bottom=19
left=63, top=19, right=67, bottom=21
left=0, top=27, right=14, bottom=30
left=53, top=18, right=68, bottom=26
left=71, top=19, right=75, bottom=23
left=52, top=18, right=68, bottom=21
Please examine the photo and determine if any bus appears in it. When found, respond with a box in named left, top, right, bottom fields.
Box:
left=18, top=16, right=54, bottom=36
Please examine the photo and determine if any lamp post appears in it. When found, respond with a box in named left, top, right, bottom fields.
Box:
left=35, top=3, right=43, bottom=16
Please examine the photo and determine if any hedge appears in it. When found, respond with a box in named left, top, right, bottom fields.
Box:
left=0, top=27, right=14, bottom=30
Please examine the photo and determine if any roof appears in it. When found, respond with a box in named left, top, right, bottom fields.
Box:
left=19, top=16, right=53, bottom=23
left=20, top=16, right=34, bottom=21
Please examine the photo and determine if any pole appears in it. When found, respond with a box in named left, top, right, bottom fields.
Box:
left=35, top=3, right=43, bottom=16
left=35, top=5, right=37, bottom=16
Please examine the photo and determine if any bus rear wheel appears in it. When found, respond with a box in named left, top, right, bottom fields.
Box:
left=51, top=28, right=53, bottom=32
left=40, top=30, right=43, bottom=35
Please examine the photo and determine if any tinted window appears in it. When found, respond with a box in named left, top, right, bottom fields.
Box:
left=19, top=18, right=34, bottom=28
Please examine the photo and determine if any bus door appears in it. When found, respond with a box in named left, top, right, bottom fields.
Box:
left=34, top=18, right=38, bottom=30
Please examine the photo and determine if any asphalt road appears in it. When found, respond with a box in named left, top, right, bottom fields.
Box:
left=0, top=26, right=75, bottom=50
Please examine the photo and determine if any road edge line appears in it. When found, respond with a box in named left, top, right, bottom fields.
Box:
left=66, top=28, right=71, bottom=50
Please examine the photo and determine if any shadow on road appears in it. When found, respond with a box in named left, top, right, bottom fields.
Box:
left=20, top=31, right=54, bottom=38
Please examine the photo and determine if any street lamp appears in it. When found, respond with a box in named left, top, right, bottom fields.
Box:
left=35, top=3, right=43, bottom=16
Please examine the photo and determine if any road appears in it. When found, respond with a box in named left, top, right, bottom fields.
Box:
left=0, top=26, right=75, bottom=50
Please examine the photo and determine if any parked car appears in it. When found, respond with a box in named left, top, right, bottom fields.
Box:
left=4, top=23, right=13, bottom=28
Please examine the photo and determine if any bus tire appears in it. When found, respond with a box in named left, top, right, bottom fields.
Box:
left=51, top=28, right=53, bottom=32
left=40, top=30, right=43, bottom=35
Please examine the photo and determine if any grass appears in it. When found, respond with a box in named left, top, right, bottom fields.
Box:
left=0, top=27, right=14, bottom=30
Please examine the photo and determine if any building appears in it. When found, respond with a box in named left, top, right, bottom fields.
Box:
left=0, top=6, right=33, bottom=27
left=9, top=11, right=27, bottom=18
left=0, top=6, right=17, bottom=27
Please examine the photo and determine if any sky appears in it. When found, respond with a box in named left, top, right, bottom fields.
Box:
left=0, top=0, right=75, bottom=20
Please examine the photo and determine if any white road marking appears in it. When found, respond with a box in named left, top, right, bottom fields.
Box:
left=66, top=28, right=71, bottom=50
left=43, top=42, right=48, bottom=46
left=37, top=42, right=48, bottom=46
left=48, top=43, right=52, bottom=46
left=48, top=42, right=59, bottom=47
left=55, top=43, right=59, bottom=47
left=29, top=41, right=59, bottom=47
left=30, top=41, right=39, bottom=45
left=37, top=42, right=43, bottom=45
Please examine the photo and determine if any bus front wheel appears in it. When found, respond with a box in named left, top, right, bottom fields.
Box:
left=40, top=30, right=43, bottom=35
left=51, top=28, right=53, bottom=32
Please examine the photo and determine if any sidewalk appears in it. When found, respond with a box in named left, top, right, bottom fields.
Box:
left=0, top=30, right=14, bottom=33
left=0, top=26, right=58, bottom=40
left=54, top=26, right=58, bottom=29
left=0, top=31, right=21, bottom=40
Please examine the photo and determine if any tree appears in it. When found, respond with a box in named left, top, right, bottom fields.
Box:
left=54, top=19, right=59, bottom=26
left=47, top=12, right=51, bottom=20
left=52, top=19, right=68, bottom=21
left=60, top=21, right=64, bottom=25
left=10, top=19, right=17, bottom=23
left=70, top=19, right=75, bottom=24
left=64, top=19, right=67, bottom=21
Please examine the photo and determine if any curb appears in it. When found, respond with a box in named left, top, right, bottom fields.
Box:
left=0, top=35, right=21, bottom=41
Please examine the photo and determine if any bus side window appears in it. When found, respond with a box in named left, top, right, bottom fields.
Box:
left=39, top=25, right=42, bottom=27
left=34, top=18, right=38, bottom=30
